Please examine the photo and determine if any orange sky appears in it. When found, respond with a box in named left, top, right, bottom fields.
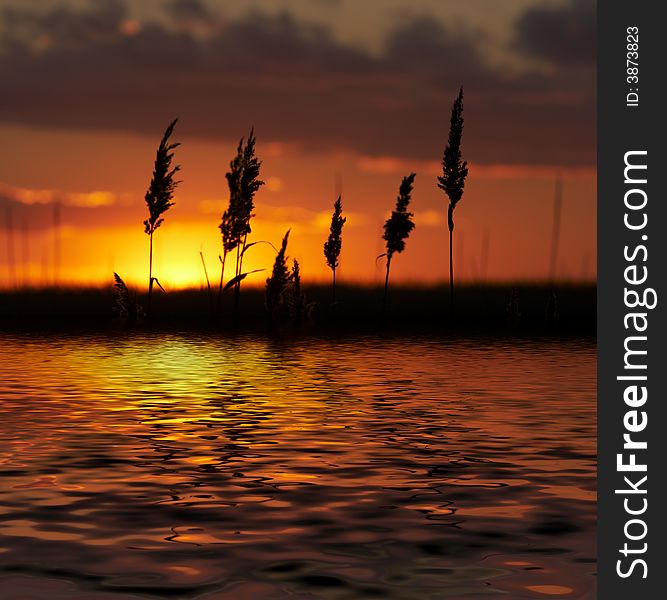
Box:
left=0, top=0, right=596, bottom=289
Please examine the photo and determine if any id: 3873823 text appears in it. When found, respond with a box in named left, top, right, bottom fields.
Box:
left=626, top=26, right=639, bottom=107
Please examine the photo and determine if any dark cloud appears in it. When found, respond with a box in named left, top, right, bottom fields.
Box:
left=2, top=0, right=125, bottom=47
left=514, top=0, right=596, bottom=66
left=167, top=0, right=212, bottom=23
left=0, top=1, right=594, bottom=167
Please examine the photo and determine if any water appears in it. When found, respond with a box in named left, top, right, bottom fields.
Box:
left=0, top=332, right=596, bottom=599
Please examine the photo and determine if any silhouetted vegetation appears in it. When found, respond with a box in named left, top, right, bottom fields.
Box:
left=506, top=287, right=522, bottom=327
left=113, top=272, right=143, bottom=323
left=288, top=258, right=313, bottom=324
left=265, top=229, right=291, bottom=323
left=0, top=88, right=599, bottom=339
left=545, top=289, right=560, bottom=325
left=438, top=88, right=469, bottom=308
left=381, top=173, right=416, bottom=317
left=199, top=251, right=213, bottom=316
left=0, top=283, right=595, bottom=336
left=219, top=129, right=264, bottom=319
left=222, top=268, right=264, bottom=293
left=218, top=208, right=234, bottom=315
left=323, top=195, right=346, bottom=304
left=143, top=119, right=180, bottom=316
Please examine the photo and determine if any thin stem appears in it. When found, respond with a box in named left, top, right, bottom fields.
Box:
left=233, top=243, right=241, bottom=320
left=238, top=233, right=248, bottom=276
left=148, top=231, right=154, bottom=317
left=332, top=267, right=336, bottom=305
left=449, top=228, right=454, bottom=309
left=200, top=251, right=213, bottom=317
left=448, top=203, right=454, bottom=310
left=382, top=255, right=392, bottom=320
left=217, top=249, right=227, bottom=318
left=233, top=233, right=249, bottom=319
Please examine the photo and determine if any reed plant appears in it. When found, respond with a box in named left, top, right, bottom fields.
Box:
left=323, top=195, right=345, bottom=304
left=265, top=230, right=291, bottom=323
left=218, top=129, right=264, bottom=318
left=381, top=173, right=416, bottom=317
left=437, top=88, right=468, bottom=308
left=143, top=119, right=180, bottom=316
left=288, top=258, right=313, bottom=324
left=199, top=250, right=213, bottom=315
left=113, top=272, right=143, bottom=323
left=218, top=209, right=234, bottom=315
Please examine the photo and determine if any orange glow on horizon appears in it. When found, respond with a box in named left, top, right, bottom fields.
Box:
left=0, top=127, right=596, bottom=290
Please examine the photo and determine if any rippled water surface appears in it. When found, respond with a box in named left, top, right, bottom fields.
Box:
left=0, top=332, right=596, bottom=599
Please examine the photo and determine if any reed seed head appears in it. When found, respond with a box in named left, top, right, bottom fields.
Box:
left=324, top=195, right=346, bottom=271
left=437, top=88, right=468, bottom=212
left=383, top=173, right=416, bottom=259
left=144, top=119, right=180, bottom=236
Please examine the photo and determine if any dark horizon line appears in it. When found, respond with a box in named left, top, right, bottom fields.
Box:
left=0, top=279, right=597, bottom=294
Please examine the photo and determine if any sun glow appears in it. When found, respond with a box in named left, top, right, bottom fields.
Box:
left=0, top=138, right=597, bottom=290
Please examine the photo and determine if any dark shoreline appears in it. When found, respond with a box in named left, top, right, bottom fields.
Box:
left=0, top=283, right=595, bottom=338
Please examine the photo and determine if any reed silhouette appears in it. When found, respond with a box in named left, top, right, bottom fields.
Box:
left=545, top=289, right=560, bottom=325
left=381, top=173, right=416, bottom=318
left=113, top=272, right=143, bottom=323
left=506, top=287, right=521, bottom=327
left=222, top=268, right=264, bottom=293
left=288, top=258, right=313, bottom=325
left=143, top=119, right=180, bottom=316
left=219, top=129, right=264, bottom=319
left=199, top=250, right=213, bottom=316
left=323, top=195, right=346, bottom=305
left=265, top=230, right=291, bottom=323
left=218, top=209, right=233, bottom=315
left=438, top=88, right=469, bottom=309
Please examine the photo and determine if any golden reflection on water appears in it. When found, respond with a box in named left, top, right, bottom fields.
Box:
left=0, top=332, right=596, bottom=599
left=526, top=585, right=575, bottom=595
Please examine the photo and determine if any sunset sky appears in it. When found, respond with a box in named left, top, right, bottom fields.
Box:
left=0, top=0, right=596, bottom=289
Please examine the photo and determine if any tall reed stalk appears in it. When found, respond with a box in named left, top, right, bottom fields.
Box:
left=218, top=209, right=233, bottom=316
left=381, top=173, right=416, bottom=318
left=143, top=119, right=180, bottom=316
left=218, top=129, right=264, bottom=319
left=265, top=229, right=291, bottom=324
left=200, top=250, right=213, bottom=315
left=288, top=258, right=312, bottom=324
left=324, top=195, right=345, bottom=305
left=437, top=88, right=468, bottom=309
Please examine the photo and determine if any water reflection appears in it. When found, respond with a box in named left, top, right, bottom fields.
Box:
left=0, top=333, right=596, bottom=599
